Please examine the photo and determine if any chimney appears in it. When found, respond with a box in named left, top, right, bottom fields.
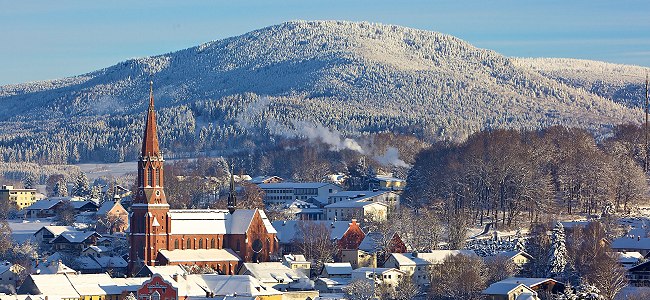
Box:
left=173, top=274, right=179, bottom=282
left=638, top=236, right=641, bottom=241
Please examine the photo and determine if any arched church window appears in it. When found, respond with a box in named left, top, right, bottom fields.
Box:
left=198, top=239, right=203, bottom=249
left=211, top=238, right=215, bottom=249
left=174, top=239, right=179, bottom=249
left=147, top=168, right=153, bottom=187
left=186, top=239, right=191, bottom=249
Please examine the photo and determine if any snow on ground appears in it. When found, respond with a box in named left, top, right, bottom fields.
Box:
left=616, top=286, right=650, bottom=299
left=8, top=218, right=54, bottom=243
left=75, top=162, right=138, bottom=181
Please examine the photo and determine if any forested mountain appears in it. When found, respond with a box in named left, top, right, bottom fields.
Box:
left=513, top=58, right=649, bottom=108
left=0, top=21, right=645, bottom=164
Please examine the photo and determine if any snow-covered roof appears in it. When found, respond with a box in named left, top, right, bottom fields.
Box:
left=329, top=190, right=391, bottom=200
left=26, top=198, right=65, bottom=210
left=315, top=277, right=351, bottom=287
left=249, top=176, right=283, bottom=184
left=65, top=273, right=115, bottom=296
left=35, top=225, right=75, bottom=237
left=258, top=182, right=332, bottom=189
left=351, top=267, right=402, bottom=276
left=196, top=274, right=283, bottom=296
left=372, top=175, right=405, bottom=182
left=323, top=263, right=353, bottom=276
left=483, top=282, right=532, bottom=295
left=138, top=265, right=188, bottom=277
left=96, top=201, right=125, bottom=216
left=69, top=201, right=97, bottom=210
left=53, top=231, right=99, bottom=244
left=284, top=254, right=307, bottom=263
left=158, top=249, right=241, bottom=263
left=83, top=245, right=111, bottom=254
left=93, top=255, right=127, bottom=269
left=358, top=232, right=387, bottom=253
left=390, top=250, right=476, bottom=266
left=271, top=220, right=352, bottom=243
left=35, top=260, right=76, bottom=275
left=488, top=250, right=533, bottom=260
left=75, top=256, right=102, bottom=270
left=168, top=209, right=276, bottom=235
left=611, top=236, right=650, bottom=250
left=241, top=262, right=307, bottom=284
left=324, top=200, right=388, bottom=209
left=498, top=277, right=560, bottom=288
left=23, top=274, right=81, bottom=299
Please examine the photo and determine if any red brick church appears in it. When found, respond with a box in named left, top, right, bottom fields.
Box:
left=128, top=83, right=278, bottom=276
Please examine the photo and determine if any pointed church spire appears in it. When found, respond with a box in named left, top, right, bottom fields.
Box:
left=227, top=165, right=237, bottom=214
left=141, top=81, right=161, bottom=157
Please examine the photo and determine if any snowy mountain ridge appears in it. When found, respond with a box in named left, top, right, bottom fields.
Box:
left=0, top=20, right=646, bottom=163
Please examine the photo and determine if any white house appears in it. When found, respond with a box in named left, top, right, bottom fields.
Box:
left=258, top=182, right=340, bottom=206
left=328, top=190, right=399, bottom=206
left=384, top=250, right=476, bottom=289
left=324, top=200, right=388, bottom=221
left=351, top=267, right=406, bottom=291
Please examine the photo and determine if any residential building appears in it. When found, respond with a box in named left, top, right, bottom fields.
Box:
left=238, top=262, right=309, bottom=290
left=320, top=263, right=353, bottom=278
left=351, top=267, right=406, bottom=292
left=384, top=250, right=476, bottom=289
left=272, top=220, right=360, bottom=254
left=24, top=198, right=67, bottom=218
left=368, top=175, right=406, bottom=191
left=483, top=282, right=539, bottom=300
left=51, top=231, right=101, bottom=253
left=95, top=200, right=129, bottom=234
left=324, top=200, right=388, bottom=221
left=33, top=225, right=75, bottom=246
left=0, top=261, right=19, bottom=294
left=327, top=190, right=399, bottom=206
left=485, top=250, right=534, bottom=269
left=611, top=236, right=650, bottom=256
left=257, top=182, right=340, bottom=206
left=283, top=254, right=311, bottom=272
left=496, top=278, right=564, bottom=297
left=0, top=185, right=41, bottom=209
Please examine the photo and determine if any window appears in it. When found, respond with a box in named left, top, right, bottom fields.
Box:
left=186, top=239, right=191, bottom=249
left=147, top=168, right=153, bottom=187
left=174, top=239, right=179, bottom=249
left=211, top=239, right=215, bottom=249
left=199, top=239, right=203, bottom=249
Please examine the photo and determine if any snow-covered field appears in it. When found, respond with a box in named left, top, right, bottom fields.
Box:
left=76, top=161, right=138, bottom=180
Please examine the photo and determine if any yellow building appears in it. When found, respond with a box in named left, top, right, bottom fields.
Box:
left=0, top=185, right=41, bottom=209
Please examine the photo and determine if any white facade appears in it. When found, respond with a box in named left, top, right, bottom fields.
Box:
left=258, top=182, right=340, bottom=206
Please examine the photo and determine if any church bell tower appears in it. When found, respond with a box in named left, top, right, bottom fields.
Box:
left=128, top=81, right=170, bottom=275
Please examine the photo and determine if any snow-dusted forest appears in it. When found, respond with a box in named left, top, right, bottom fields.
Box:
left=0, top=21, right=647, bottom=164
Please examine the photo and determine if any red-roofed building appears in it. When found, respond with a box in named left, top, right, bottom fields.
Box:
left=128, top=83, right=278, bottom=276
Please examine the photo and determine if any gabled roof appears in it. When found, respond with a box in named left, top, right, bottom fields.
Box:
left=249, top=176, right=284, bottom=184
left=324, top=199, right=388, bottom=209
left=167, top=209, right=276, bottom=235
left=323, top=263, right=353, bottom=276
left=65, top=273, right=115, bottom=296
left=611, top=236, right=650, bottom=250
left=351, top=267, right=404, bottom=276
left=20, top=274, right=80, bottom=298
left=96, top=201, right=126, bottom=216
left=35, top=259, right=76, bottom=275
left=389, top=250, right=476, bottom=266
left=271, top=220, right=353, bottom=243
left=195, top=274, right=283, bottom=296
left=498, top=277, right=562, bottom=288
left=258, top=182, right=334, bottom=189
left=69, top=201, right=98, bottom=210
left=137, top=265, right=187, bottom=277
left=483, top=282, right=534, bottom=295
left=34, top=225, right=75, bottom=237
left=329, top=190, right=392, bottom=200
left=93, top=255, right=128, bottom=269
left=241, top=262, right=308, bottom=283
left=158, top=249, right=241, bottom=263
left=51, top=231, right=100, bottom=244
left=488, top=250, right=534, bottom=261
left=26, top=198, right=66, bottom=210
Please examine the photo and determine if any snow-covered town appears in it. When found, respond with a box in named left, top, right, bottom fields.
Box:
left=1, top=2, right=650, bottom=300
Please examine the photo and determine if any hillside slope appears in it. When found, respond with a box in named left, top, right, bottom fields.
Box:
left=0, top=21, right=642, bottom=163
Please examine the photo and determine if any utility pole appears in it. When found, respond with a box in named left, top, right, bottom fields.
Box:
left=646, top=71, right=649, bottom=172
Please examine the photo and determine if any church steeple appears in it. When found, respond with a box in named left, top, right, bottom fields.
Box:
left=142, top=81, right=161, bottom=157
left=135, top=81, right=167, bottom=205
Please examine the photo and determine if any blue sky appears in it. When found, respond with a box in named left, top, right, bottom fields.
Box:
left=1, top=0, right=648, bottom=85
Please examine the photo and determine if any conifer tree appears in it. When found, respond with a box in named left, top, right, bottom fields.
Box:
left=548, top=221, right=568, bottom=278
left=73, top=173, right=90, bottom=197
